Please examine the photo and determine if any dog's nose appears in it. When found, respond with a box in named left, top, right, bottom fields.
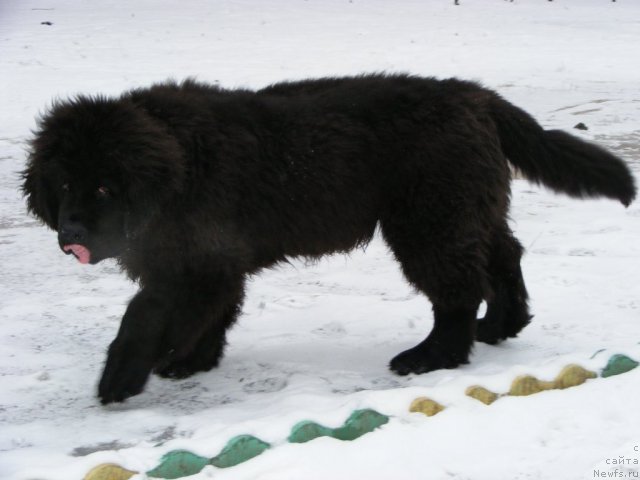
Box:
left=59, top=223, right=88, bottom=245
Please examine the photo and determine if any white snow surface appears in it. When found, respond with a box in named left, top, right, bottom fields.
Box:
left=1, top=1, right=640, bottom=479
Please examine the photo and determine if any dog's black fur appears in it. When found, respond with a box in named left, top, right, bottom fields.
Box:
left=22, top=74, right=636, bottom=404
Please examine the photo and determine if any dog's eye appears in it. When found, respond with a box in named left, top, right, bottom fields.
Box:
left=96, top=186, right=111, bottom=198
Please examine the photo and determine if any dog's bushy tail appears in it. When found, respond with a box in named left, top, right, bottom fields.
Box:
left=489, top=95, right=636, bottom=207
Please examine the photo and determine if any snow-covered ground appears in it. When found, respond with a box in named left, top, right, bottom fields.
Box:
left=1, top=1, right=639, bottom=479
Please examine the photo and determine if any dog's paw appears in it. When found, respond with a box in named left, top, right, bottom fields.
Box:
left=476, top=313, right=532, bottom=345
left=389, top=344, right=467, bottom=376
left=154, top=360, right=199, bottom=380
left=154, top=351, right=220, bottom=380
left=98, top=342, right=154, bottom=404
left=475, top=318, right=505, bottom=345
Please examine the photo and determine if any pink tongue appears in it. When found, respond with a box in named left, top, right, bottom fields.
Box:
left=63, top=244, right=91, bottom=264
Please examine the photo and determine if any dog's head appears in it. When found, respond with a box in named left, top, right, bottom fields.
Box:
left=23, top=95, right=185, bottom=264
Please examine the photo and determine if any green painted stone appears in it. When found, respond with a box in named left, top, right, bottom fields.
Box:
left=601, top=354, right=639, bottom=378
left=146, top=450, right=209, bottom=479
left=288, top=409, right=389, bottom=444
left=210, top=434, right=271, bottom=468
left=288, top=420, right=334, bottom=444
left=332, top=409, right=389, bottom=441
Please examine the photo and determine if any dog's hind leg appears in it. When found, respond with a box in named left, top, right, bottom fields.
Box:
left=476, top=225, right=531, bottom=344
left=381, top=210, right=491, bottom=375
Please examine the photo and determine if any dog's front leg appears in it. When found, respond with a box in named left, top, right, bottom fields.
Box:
left=98, top=287, right=172, bottom=404
left=97, top=273, right=245, bottom=404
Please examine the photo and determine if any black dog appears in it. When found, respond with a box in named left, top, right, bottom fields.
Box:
left=22, top=74, right=636, bottom=404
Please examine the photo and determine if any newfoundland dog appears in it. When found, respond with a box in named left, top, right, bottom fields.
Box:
left=22, top=74, right=636, bottom=404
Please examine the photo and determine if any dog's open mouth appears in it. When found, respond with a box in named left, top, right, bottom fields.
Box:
left=63, top=244, right=91, bottom=264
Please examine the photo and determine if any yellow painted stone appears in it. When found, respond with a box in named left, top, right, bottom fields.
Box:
left=508, top=375, right=554, bottom=396
left=409, top=397, right=445, bottom=416
left=553, top=364, right=596, bottom=389
left=465, top=385, right=499, bottom=405
left=83, top=463, right=136, bottom=480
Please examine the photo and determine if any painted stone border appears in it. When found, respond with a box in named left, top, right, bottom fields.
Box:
left=84, top=409, right=390, bottom=479
left=83, top=353, right=638, bottom=479
left=465, top=354, right=637, bottom=405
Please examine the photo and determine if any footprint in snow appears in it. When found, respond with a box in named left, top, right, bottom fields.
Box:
left=71, top=440, right=134, bottom=457
left=581, top=225, right=621, bottom=234
left=568, top=248, right=596, bottom=257
left=242, top=377, right=288, bottom=394
left=312, top=321, right=347, bottom=337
